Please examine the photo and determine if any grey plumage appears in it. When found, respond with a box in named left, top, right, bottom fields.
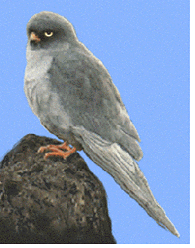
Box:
left=24, top=11, right=179, bottom=237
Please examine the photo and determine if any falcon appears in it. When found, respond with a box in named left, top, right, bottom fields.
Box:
left=24, top=11, right=179, bottom=237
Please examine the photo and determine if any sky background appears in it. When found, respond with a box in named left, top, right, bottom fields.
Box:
left=0, top=0, right=189, bottom=244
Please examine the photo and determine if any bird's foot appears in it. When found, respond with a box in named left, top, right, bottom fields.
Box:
left=38, top=142, right=77, bottom=160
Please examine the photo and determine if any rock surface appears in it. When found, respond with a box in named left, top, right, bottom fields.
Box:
left=0, top=134, right=116, bottom=244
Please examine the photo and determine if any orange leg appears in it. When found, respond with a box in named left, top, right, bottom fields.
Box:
left=38, top=142, right=77, bottom=160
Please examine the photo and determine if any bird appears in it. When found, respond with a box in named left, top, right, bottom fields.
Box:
left=24, top=11, right=180, bottom=237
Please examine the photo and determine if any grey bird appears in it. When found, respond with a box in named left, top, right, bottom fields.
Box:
left=24, top=11, right=179, bottom=237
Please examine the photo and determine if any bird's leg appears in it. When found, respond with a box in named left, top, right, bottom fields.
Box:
left=38, top=142, right=71, bottom=153
left=38, top=142, right=77, bottom=160
left=44, top=146, right=77, bottom=160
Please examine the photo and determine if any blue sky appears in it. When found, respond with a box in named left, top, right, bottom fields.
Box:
left=0, top=0, right=189, bottom=244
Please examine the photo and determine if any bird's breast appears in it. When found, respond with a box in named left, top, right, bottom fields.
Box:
left=24, top=54, right=71, bottom=136
left=24, top=56, right=52, bottom=117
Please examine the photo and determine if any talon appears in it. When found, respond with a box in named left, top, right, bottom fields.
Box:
left=44, top=147, right=76, bottom=160
left=38, top=142, right=77, bottom=160
left=38, top=146, right=47, bottom=153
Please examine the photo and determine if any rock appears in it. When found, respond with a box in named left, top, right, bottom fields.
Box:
left=0, top=134, right=116, bottom=244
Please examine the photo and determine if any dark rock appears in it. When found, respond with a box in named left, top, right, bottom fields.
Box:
left=0, top=134, right=116, bottom=244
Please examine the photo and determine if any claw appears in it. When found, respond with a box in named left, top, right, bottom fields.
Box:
left=38, top=142, right=77, bottom=160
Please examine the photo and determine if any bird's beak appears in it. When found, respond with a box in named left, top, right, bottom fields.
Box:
left=30, top=32, right=41, bottom=43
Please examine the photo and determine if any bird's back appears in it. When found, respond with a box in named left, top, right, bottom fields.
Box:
left=49, top=44, right=143, bottom=161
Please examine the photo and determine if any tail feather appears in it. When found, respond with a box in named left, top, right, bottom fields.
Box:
left=72, top=126, right=180, bottom=238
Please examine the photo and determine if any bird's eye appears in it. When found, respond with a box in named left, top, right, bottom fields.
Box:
left=44, top=31, right=54, bottom=37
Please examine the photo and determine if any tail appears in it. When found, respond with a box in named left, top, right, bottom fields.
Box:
left=72, top=126, right=180, bottom=238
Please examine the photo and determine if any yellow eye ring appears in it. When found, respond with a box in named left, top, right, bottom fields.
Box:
left=44, top=31, right=53, bottom=37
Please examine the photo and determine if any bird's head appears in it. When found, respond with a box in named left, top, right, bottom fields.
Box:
left=26, top=11, right=78, bottom=50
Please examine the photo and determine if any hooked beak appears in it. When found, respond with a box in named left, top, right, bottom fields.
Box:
left=30, top=32, right=41, bottom=43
